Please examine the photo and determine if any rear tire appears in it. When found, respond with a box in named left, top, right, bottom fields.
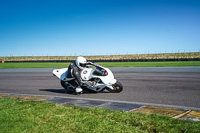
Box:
left=107, top=81, right=123, bottom=93
left=60, top=80, right=76, bottom=92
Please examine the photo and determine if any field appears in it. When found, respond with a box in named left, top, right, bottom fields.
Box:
left=1, top=52, right=199, bottom=68
left=0, top=61, right=200, bottom=68
left=0, top=98, right=200, bottom=133
left=0, top=52, right=200, bottom=61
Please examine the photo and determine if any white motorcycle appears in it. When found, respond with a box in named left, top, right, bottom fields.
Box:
left=52, top=63, right=123, bottom=93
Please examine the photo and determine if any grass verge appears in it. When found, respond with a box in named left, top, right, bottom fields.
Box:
left=0, top=98, right=200, bottom=133
left=0, top=61, right=200, bottom=68
left=99, top=61, right=200, bottom=67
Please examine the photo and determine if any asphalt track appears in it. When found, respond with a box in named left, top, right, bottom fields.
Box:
left=0, top=67, right=200, bottom=110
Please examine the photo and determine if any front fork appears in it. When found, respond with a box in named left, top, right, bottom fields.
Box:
left=103, top=79, right=117, bottom=90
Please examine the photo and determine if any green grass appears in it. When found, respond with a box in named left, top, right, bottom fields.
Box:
left=0, top=62, right=70, bottom=68
left=0, top=98, right=200, bottom=133
left=99, top=61, right=200, bottom=67
left=0, top=61, right=200, bottom=68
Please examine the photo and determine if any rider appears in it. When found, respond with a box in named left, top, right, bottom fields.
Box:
left=67, top=56, right=96, bottom=93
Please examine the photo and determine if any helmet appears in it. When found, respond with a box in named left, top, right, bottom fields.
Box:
left=76, top=56, right=87, bottom=69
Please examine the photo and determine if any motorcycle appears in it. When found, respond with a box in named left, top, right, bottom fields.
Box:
left=52, top=62, right=123, bottom=93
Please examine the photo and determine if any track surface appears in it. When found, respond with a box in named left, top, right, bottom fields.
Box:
left=0, top=67, right=200, bottom=109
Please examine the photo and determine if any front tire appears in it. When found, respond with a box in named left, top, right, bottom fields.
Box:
left=107, top=81, right=123, bottom=93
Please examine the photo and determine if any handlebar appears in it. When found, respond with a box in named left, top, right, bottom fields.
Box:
left=87, top=62, right=101, bottom=67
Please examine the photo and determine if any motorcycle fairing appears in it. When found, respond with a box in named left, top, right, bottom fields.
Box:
left=53, top=68, right=74, bottom=81
left=81, top=67, right=117, bottom=91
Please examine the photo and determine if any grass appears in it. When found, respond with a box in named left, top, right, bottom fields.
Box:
left=0, top=62, right=70, bottom=68
left=0, top=61, right=200, bottom=68
left=99, top=61, right=200, bottom=67
left=0, top=98, right=200, bottom=133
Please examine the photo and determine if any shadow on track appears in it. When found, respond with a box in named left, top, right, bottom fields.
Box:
left=40, top=89, right=109, bottom=95
left=40, top=89, right=67, bottom=94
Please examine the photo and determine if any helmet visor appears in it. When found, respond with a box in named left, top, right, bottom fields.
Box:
left=80, top=63, right=86, bottom=67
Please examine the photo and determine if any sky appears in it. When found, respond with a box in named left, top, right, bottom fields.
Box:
left=0, top=0, right=200, bottom=56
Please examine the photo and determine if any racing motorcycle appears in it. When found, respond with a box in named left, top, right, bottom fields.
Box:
left=52, top=62, right=123, bottom=93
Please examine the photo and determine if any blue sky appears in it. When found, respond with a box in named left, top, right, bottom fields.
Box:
left=0, top=0, right=200, bottom=56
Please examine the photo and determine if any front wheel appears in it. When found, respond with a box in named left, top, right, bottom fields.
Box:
left=107, top=81, right=123, bottom=93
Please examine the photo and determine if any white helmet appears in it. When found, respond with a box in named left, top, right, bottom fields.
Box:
left=76, top=56, right=87, bottom=69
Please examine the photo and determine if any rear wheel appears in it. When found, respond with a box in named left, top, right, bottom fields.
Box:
left=107, top=81, right=123, bottom=93
left=60, top=80, right=76, bottom=92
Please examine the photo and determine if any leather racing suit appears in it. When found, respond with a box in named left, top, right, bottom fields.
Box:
left=67, top=61, right=96, bottom=90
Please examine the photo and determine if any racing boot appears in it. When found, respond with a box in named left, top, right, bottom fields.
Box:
left=75, top=86, right=83, bottom=95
